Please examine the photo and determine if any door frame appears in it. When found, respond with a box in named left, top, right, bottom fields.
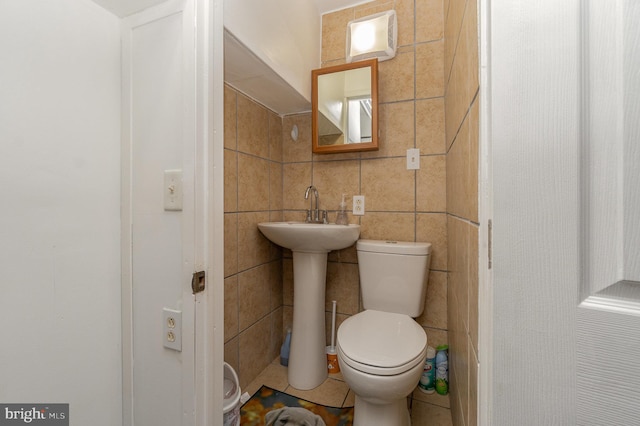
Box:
left=194, top=0, right=225, bottom=424
left=477, top=0, right=493, bottom=424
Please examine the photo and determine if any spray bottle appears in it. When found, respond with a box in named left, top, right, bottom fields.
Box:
left=435, top=344, right=449, bottom=395
left=280, top=328, right=291, bottom=366
left=335, top=194, right=349, bottom=225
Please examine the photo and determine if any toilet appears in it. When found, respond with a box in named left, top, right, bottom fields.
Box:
left=337, top=239, right=431, bottom=426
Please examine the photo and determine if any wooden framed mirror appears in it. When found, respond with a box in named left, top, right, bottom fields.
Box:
left=312, top=58, right=379, bottom=154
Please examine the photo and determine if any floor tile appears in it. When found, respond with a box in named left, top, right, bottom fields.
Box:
left=285, top=377, right=350, bottom=408
left=412, top=387, right=451, bottom=408
left=344, top=389, right=356, bottom=407
left=411, top=399, right=454, bottom=426
left=244, top=362, right=289, bottom=397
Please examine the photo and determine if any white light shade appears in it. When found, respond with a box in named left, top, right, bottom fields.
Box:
left=346, top=10, right=397, bottom=63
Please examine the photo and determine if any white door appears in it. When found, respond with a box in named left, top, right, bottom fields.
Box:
left=121, top=1, right=223, bottom=424
left=479, top=0, right=640, bottom=424
left=575, top=2, right=640, bottom=424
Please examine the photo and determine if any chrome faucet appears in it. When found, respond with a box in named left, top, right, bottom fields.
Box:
left=304, top=185, right=328, bottom=224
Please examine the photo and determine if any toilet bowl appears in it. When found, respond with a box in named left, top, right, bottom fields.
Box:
left=337, top=310, right=427, bottom=426
left=336, top=239, right=431, bottom=426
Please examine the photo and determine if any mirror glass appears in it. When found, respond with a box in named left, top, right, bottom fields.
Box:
left=312, top=59, right=378, bottom=154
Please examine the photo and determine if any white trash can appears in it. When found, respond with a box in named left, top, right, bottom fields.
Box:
left=223, top=362, right=241, bottom=426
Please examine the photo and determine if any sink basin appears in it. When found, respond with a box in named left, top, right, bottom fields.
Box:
left=257, top=221, right=360, bottom=390
left=258, top=222, right=360, bottom=253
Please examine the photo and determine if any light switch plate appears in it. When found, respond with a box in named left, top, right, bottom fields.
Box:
left=163, top=170, right=183, bottom=211
left=407, top=148, right=420, bottom=170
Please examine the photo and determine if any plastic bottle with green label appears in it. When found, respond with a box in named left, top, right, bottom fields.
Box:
left=435, top=345, right=449, bottom=395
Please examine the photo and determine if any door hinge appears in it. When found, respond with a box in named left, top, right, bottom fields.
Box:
left=191, top=270, right=205, bottom=294
left=488, top=219, right=492, bottom=270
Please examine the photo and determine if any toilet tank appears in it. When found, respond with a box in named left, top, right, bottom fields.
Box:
left=356, top=239, right=431, bottom=317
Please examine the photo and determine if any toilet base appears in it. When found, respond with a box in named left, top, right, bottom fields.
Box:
left=352, top=395, right=411, bottom=426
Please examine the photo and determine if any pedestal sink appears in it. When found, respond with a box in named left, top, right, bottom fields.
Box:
left=258, top=222, right=360, bottom=390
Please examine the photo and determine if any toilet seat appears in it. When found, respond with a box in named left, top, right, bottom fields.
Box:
left=337, top=310, right=427, bottom=376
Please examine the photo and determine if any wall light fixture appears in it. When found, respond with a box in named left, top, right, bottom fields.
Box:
left=346, top=10, right=397, bottom=63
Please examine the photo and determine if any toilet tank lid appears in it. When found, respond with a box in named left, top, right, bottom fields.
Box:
left=356, top=239, right=431, bottom=255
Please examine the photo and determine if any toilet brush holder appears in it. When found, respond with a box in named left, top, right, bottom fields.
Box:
left=326, top=346, right=340, bottom=374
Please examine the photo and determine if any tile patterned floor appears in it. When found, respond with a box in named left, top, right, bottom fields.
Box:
left=243, top=357, right=453, bottom=426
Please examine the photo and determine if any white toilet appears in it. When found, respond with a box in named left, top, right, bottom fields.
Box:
left=337, top=239, right=431, bottom=426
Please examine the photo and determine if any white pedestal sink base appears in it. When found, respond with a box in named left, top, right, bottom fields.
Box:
left=256, top=222, right=360, bottom=390
left=288, top=251, right=328, bottom=390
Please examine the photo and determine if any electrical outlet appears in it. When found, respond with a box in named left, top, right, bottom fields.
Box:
left=163, top=308, right=182, bottom=351
left=353, top=195, right=365, bottom=216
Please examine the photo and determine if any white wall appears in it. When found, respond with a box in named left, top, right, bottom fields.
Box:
left=224, top=0, right=320, bottom=100
left=0, top=1, right=122, bottom=424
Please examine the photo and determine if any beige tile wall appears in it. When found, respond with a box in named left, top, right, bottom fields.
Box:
left=444, top=0, right=479, bottom=425
left=224, top=86, right=285, bottom=390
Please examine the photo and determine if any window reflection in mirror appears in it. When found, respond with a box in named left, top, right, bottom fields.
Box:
left=312, top=59, right=378, bottom=154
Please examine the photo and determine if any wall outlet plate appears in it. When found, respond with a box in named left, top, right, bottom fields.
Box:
left=163, top=308, right=182, bottom=351
left=353, top=195, right=365, bottom=216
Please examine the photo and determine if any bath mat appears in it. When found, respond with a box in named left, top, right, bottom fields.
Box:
left=240, top=385, right=354, bottom=426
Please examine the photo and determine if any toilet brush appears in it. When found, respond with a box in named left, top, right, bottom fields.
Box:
left=326, top=300, right=340, bottom=374
left=330, top=300, right=337, bottom=351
